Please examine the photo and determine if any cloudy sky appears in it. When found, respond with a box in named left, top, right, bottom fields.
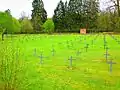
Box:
left=0, top=0, right=109, bottom=19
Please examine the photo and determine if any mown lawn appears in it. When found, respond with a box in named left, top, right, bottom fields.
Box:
left=0, top=33, right=120, bottom=90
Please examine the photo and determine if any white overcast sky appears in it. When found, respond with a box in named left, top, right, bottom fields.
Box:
left=0, top=0, right=109, bottom=19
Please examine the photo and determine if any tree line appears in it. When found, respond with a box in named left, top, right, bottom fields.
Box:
left=0, top=0, right=120, bottom=39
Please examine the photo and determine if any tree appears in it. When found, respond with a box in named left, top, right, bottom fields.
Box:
left=19, top=11, right=28, bottom=23
left=43, top=19, right=55, bottom=34
left=107, top=0, right=120, bottom=17
left=31, top=0, right=47, bottom=33
left=105, top=0, right=120, bottom=32
left=53, top=0, right=99, bottom=33
left=0, top=11, right=21, bottom=40
left=21, top=18, right=33, bottom=33
left=53, top=0, right=66, bottom=32
left=67, top=0, right=83, bottom=31
left=97, top=12, right=111, bottom=31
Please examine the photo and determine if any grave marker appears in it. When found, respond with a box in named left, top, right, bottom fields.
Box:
left=38, top=53, right=48, bottom=65
left=51, top=48, right=56, bottom=56
left=84, top=44, right=89, bottom=52
left=104, top=47, right=110, bottom=63
left=76, top=50, right=81, bottom=56
left=103, top=35, right=107, bottom=49
left=107, top=60, right=116, bottom=74
left=68, top=56, right=76, bottom=68
left=91, top=40, right=94, bottom=45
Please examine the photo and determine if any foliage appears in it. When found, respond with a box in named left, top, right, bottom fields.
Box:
left=12, top=17, right=21, bottom=33
left=21, top=18, right=33, bottom=33
left=97, top=12, right=111, bottom=31
left=53, top=0, right=99, bottom=33
left=0, top=11, right=21, bottom=34
left=53, top=0, right=66, bottom=32
left=31, top=0, right=47, bottom=32
left=43, top=19, right=54, bottom=34
left=97, top=11, right=120, bottom=32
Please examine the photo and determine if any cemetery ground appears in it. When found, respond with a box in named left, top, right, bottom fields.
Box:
left=0, top=33, right=120, bottom=90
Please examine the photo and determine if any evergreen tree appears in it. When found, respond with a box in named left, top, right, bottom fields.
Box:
left=67, top=0, right=83, bottom=31
left=31, top=0, right=47, bottom=32
left=86, top=0, right=99, bottom=29
left=53, top=0, right=65, bottom=32
left=53, top=0, right=100, bottom=33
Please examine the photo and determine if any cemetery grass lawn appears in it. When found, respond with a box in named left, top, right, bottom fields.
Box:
left=0, top=34, right=120, bottom=90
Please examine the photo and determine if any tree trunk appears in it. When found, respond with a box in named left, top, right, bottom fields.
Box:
left=1, top=29, right=6, bottom=41
left=117, top=0, right=120, bottom=17
left=2, top=33, right=4, bottom=41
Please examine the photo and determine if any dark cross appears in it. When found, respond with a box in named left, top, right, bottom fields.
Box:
left=76, top=50, right=81, bottom=56
left=103, top=35, right=107, bottom=49
left=107, top=60, right=116, bottom=74
left=68, top=56, right=76, bottom=68
left=104, top=42, right=107, bottom=49
left=38, top=53, right=47, bottom=65
left=51, top=48, right=56, bottom=56
left=84, top=44, right=89, bottom=52
left=104, top=47, right=110, bottom=63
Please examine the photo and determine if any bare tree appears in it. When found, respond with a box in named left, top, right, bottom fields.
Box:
left=107, top=0, right=120, bottom=16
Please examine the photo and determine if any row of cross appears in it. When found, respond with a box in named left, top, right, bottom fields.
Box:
left=109, top=34, right=120, bottom=45
left=103, top=34, right=116, bottom=74
left=34, top=34, right=98, bottom=67
left=33, top=34, right=117, bottom=75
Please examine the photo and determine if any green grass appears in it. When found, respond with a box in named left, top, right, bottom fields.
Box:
left=0, top=33, right=120, bottom=90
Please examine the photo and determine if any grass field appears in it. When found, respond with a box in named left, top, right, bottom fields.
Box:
left=0, top=33, right=120, bottom=90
